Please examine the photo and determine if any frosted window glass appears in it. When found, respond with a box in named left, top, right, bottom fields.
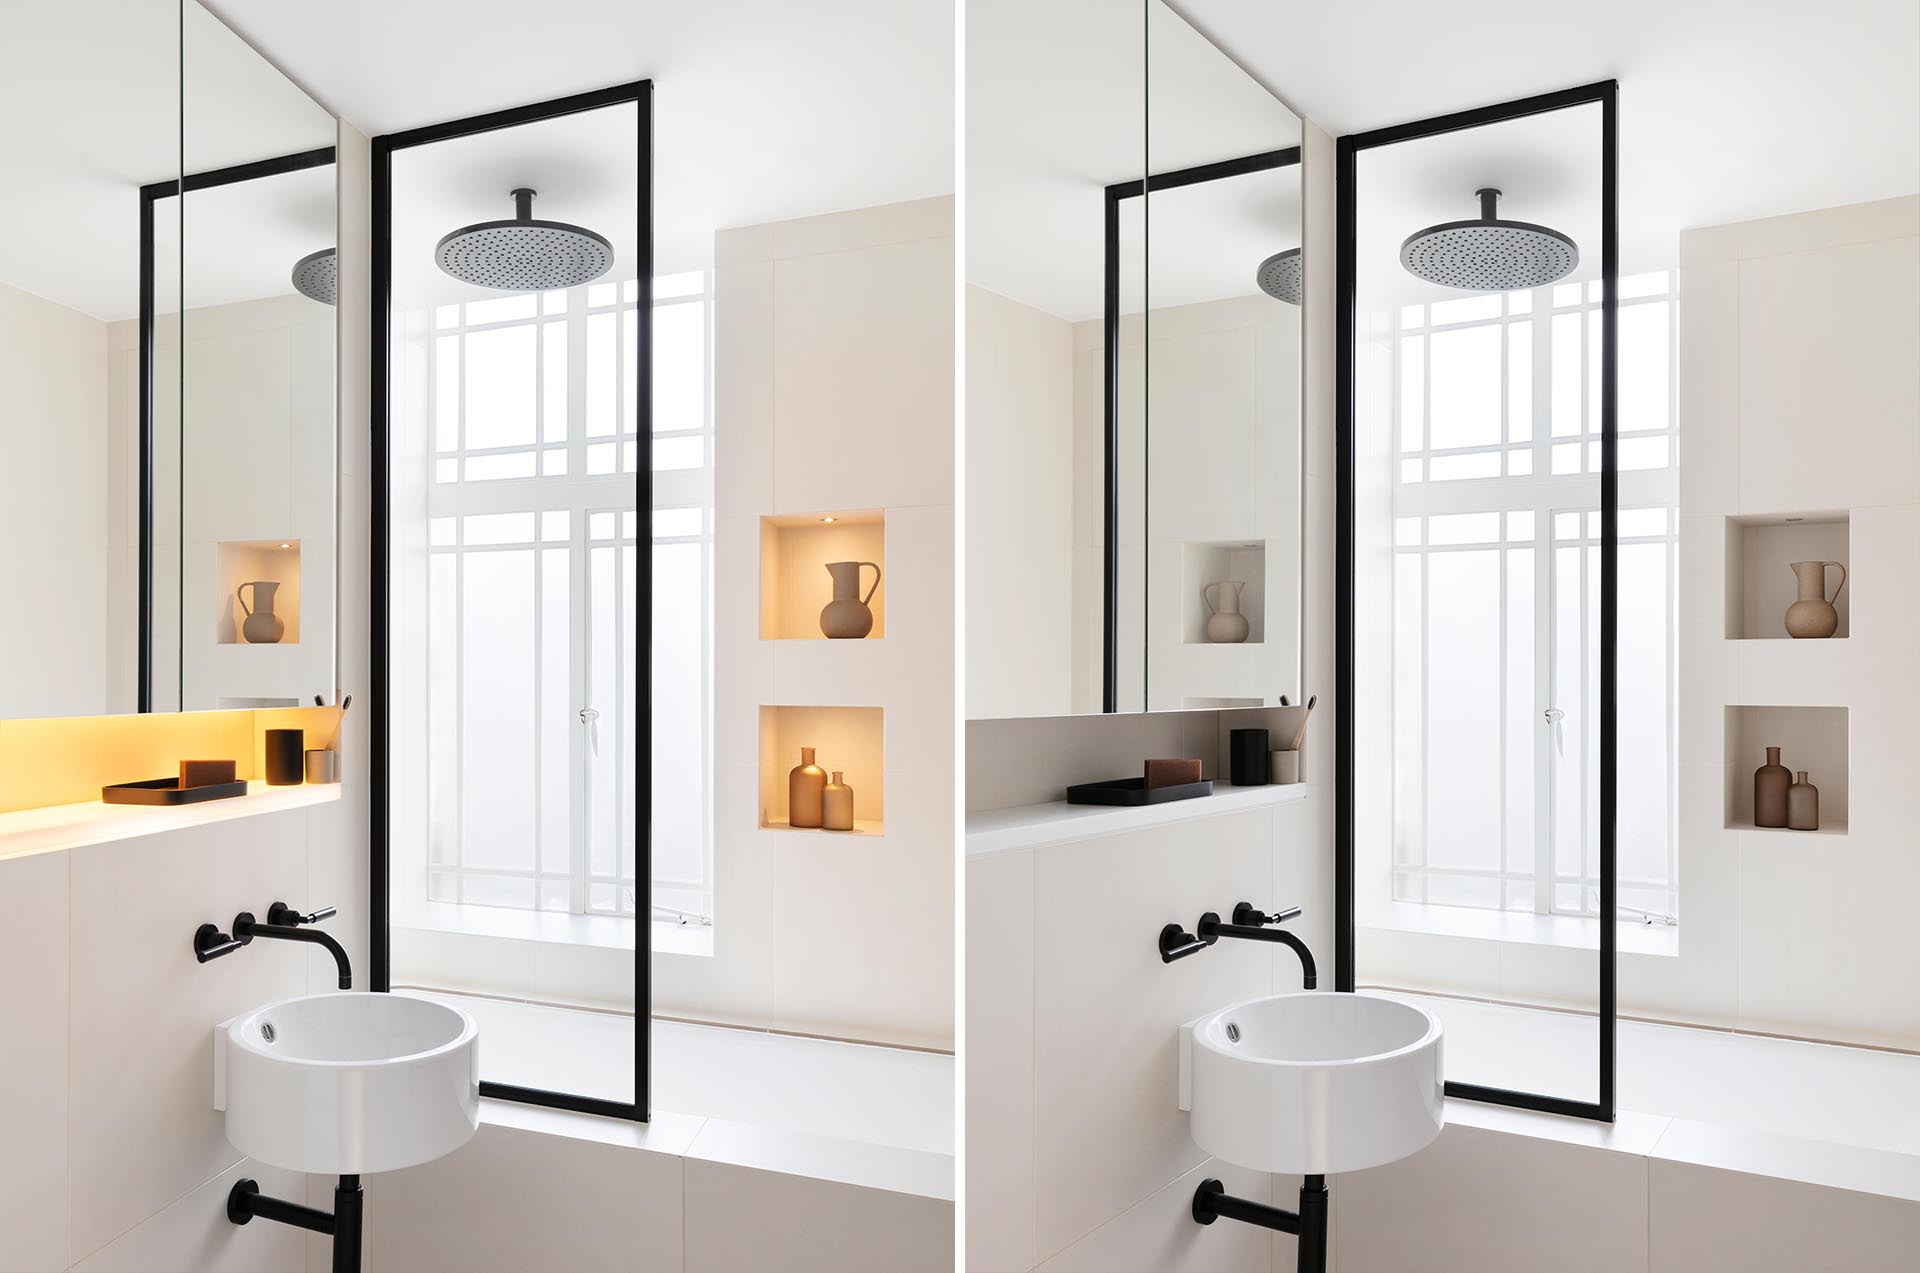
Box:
left=1551, top=312, right=1582, bottom=436
left=466, top=295, right=536, bottom=325
left=1399, top=336, right=1424, bottom=451
left=463, top=325, right=537, bottom=449
left=1424, top=549, right=1503, bottom=870
left=1507, top=447, right=1533, bottom=476
left=539, top=548, right=570, bottom=876
left=542, top=323, right=567, bottom=443
left=460, top=550, right=536, bottom=871
left=589, top=545, right=619, bottom=878
left=1505, top=548, right=1535, bottom=880
left=1428, top=324, right=1502, bottom=449
left=1429, top=294, right=1501, bottom=325
left=1618, top=542, right=1671, bottom=887
left=463, top=452, right=537, bottom=481
left=1507, top=322, right=1532, bottom=442
left=1429, top=451, right=1501, bottom=481
left=587, top=312, right=617, bottom=437
left=1428, top=512, right=1501, bottom=545
left=1393, top=554, right=1424, bottom=869
left=653, top=302, right=703, bottom=435
left=435, top=336, right=460, bottom=451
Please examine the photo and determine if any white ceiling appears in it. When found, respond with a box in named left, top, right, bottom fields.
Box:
left=210, top=0, right=956, bottom=277
left=1183, top=0, right=1920, bottom=267
left=968, top=0, right=1302, bottom=322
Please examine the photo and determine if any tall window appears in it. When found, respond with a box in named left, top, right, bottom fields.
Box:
left=1388, top=272, right=1678, bottom=924
left=423, top=272, right=712, bottom=923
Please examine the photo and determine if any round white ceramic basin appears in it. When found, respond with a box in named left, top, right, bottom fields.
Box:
left=1183, top=992, right=1443, bottom=1174
left=216, top=992, right=480, bottom=1174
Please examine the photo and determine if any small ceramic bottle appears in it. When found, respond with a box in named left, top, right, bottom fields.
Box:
left=1787, top=771, right=1820, bottom=831
left=788, top=747, right=827, bottom=828
left=1753, top=746, right=1791, bottom=828
left=822, top=771, right=855, bottom=831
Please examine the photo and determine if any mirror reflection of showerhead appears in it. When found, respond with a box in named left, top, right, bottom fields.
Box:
left=1400, top=188, right=1577, bottom=291
left=1256, top=247, right=1303, bottom=305
left=291, top=248, right=336, bottom=305
left=435, top=188, right=613, bottom=290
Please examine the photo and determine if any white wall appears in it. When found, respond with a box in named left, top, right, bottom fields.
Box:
left=966, top=285, right=1075, bottom=719
left=655, top=196, right=955, bottom=1051
left=964, top=117, right=1338, bottom=1273
left=0, top=281, right=109, bottom=718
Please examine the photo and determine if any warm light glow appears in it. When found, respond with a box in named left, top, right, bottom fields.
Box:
left=819, top=516, right=838, bottom=524
left=278, top=542, right=292, bottom=548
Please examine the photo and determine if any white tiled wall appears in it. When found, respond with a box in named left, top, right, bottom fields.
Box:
left=657, top=196, right=956, bottom=1051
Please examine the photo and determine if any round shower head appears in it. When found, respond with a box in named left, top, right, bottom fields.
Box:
left=291, top=248, right=336, bottom=305
left=1257, top=247, right=1303, bottom=305
left=1400, top=188, right=1577, bottom=291
left=436, top=188, right=613, bottom=291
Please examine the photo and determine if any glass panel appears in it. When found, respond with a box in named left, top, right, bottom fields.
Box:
left=464, top=326, right=538, bottom=449
left=1354, top=97, right=1605, bottom=1109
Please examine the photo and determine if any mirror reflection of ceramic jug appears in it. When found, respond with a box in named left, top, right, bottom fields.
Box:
left=238, top=580, right=286, bottom=644
left=1784, top=559, right=1845, bottom=639
left=1203, top=580, right=1250, bottom=643
left=820, top=560, right=881, bottom=639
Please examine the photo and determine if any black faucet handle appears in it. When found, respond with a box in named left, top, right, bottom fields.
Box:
left=194, top=923, right=244, bottom=963
left=267, top=901, right=336, bottom=928
left=1232, top=902, right=1303, bottom=928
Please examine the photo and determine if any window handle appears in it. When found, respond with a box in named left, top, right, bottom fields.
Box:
left=579, top=706, right=601, bottom=755
left=1544, top=706, right=1565, bottom=756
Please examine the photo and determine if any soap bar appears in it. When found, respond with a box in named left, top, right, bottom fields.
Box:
left=1144, top=758, right=1203, bottom=789
left=180, top=759, right=237, bottom=789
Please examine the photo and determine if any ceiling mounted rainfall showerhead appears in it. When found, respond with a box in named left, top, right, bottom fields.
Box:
left=1400, top=188, right=1578, bottom=291
left=291, top=248, right=336, bottom=305
left=436, top=187, right=613, bottom=291
left=1256, top=247, right=1303, bottom=305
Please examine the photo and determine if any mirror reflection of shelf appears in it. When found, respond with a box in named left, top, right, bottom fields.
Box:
left=1722, top=704, right=1848, bottom=835
left=757, top=704, right=884, bottom=835
left=759, top=511, right=886, bottom=641
left=1724, top=513, right=1849, bottom=640
left=215, top=540, right=301, bottom=646
left=1182, top=540, right=1265, bottom=645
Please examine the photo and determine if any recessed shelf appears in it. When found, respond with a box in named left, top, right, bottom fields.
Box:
left=759, top=511, right=885, bottom=640
left=1182, top=540, right=1265, bottom=645
left=1723, top=704, right=1848, bottom=832
left=216, top=540, right=302, bottom=646
left=757, top=705, right=884, bottom=834
left=1724, top=513, right=1849, bottom=640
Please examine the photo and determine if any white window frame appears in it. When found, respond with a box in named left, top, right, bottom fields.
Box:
left=1388, top=276, right=1679, bottom=925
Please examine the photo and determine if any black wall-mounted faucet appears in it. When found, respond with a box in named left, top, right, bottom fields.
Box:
left=1159, top=901, right=1317, bottom=989
left=195, top=902, right=352, bottom=989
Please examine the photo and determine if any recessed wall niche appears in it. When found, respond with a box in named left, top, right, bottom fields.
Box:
left=1724, top=513, right=1849, bottom=640
left=1182, top=540, right=1265, bottom=644
left=759, top=511, right=886, bottom=640
left=215, top=540, right=301, bottom=644
left=757, top=704, right=884, bottom=834
left=1723, top=704, right=1848, bottom=834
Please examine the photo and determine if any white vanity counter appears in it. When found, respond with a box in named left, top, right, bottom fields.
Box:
left=966, top=781, right=1307, bottom=858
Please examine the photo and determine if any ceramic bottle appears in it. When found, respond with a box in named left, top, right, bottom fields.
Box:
left=1784, top=560, right=1846, bottom=639
left=1203, top=580, right=1250, bottom=643
left=822, top=771, right=854, bottom=831
left=1787, top=771, right=1820, bottom=831
left=788, top=747, right=827, bottom=828
left=820, top=561, right=881, bottom=639
left=1753, top=746, right=1791, bottom=828
left=239, top=580, right=285, bottom=644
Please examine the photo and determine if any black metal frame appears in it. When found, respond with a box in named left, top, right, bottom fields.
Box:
left=137, top=145, right=338, bottom=711
left=1334, top=82, right=1619, bottom=1123
left=1100, top=147, right=1301, bottom=712
left=369, top=81, right=653, bottom=1123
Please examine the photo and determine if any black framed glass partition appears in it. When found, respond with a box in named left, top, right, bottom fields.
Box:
left=1336, top=83, right=1619, bottom=1120
left=371, top=82, right=652, bottom=1122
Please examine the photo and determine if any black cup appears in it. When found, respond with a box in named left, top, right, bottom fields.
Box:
left=1229, top=728, right=1271, bottom=786
left=265, top=728, right=305, bottom=786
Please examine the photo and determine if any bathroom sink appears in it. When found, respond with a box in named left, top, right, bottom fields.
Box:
left=1179, top=991, right=1443, bottom=1174
left=215, top=992, right=480, bottom=1174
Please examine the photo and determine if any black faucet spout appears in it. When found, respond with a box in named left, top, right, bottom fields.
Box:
left=1196, top=911, right=1317, bottom=989
left=233, top=911, right=353, bottom=989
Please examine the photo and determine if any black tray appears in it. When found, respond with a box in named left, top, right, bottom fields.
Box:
left=103, top=778, right=249, bottom=806
left=1066, top=776, right=1213, bottom=806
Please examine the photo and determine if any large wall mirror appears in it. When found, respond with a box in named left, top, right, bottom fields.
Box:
left=967, top=0, right=1303, bottom=719
left=0, top=0, right=337, bottom=722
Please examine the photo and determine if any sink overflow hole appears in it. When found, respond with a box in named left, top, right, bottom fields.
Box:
left=260, top=1022, right=276, bottom=1043
left=1225, top=1022, right=1240, bottom=1043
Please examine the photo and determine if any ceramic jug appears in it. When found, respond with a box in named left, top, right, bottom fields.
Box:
left=820, top=561, right=881, bottom=639
left=1784, top=560, right=1846, bottom=639
left=1203, top=580, right=1250, bottom=643
left=238, top=580, right=285, bottom=644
